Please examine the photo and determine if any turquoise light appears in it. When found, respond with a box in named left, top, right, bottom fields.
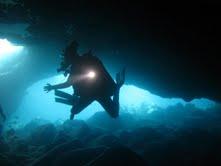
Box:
left=0, top=39, right=25, bottom=76
left=14, top=75, right=216, bottom=125
left=0, top=39, right=24, bottom=61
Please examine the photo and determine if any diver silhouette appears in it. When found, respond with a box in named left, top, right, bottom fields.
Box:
left=44, top=41, right=125, bottom=120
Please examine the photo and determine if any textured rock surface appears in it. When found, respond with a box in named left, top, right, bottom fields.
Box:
left=1, top=107, right=221, bottom=166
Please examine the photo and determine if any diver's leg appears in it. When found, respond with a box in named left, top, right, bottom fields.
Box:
left=113, top=67, right=125, bottom=106
left=55, top=90, right=79, bottom=106
left=113, top=87, right=120, bottom=110
left=70, top=97, right=93, bottom=120
left=116, top=67, right=125, bottom=88
left=97, top=97, right=119, bottom=118
left=97, top=68, right=125, bottom=119
left=55, top=90, right=74, bottom=100
left=55, top=97, right=73, bottom=105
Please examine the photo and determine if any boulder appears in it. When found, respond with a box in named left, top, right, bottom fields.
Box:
left=0, top=154, right=15, bottom=166
left=62, top=120, right=90, bottom=138
left=54, top=146, right=107, bottom=166
left=29, top=123, right=57, bottom=146
left=89, top=134, right=121, bottom=147
left=0, top=139, right=10, bottom=153
left=87, top=112, right=136, bottom=131
left=87, top=145, right=148, bottom=166
left=129, top=127, right=162, bottom=150
left=31, top=139, right=83, bottom=166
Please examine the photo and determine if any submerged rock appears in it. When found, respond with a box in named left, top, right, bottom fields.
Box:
left=10, top=139, right=29, bottom=153
left=29, top=123, right=57, bottom=146
left=62, top=120, right=90, bottom=138
left=87, top=111, right=137, bottom=131
left=89, top=134, right=121, bottom=147
left=3, top=105, right=221, bottom=166
left=54, top=146, right=107, bottom=166
left=0, top=154, right=15, bottom=166
left=87, top=145, right=148, bottom=166
left=0, top=139, right=10, bottom=153
left=129, top=126, right=162, bottom=150
left=24, top=119, right=50, bottom=131
left=48, top=129, right=72, bottom=147
left=31, top=139, right=83, bottom=166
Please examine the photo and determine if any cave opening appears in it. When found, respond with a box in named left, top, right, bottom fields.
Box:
left=11, top=75, right=216, bottom=126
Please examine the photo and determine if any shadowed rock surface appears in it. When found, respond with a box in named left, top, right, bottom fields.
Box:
left=1, top=103, right=221, bottom=166
left=87, top=146, right=147, bottom=166
left=31, top=139, right=83, bottom=166
left=29, top=123, right=57, bottom=146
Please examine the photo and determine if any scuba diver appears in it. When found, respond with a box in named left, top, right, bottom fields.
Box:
left=0, top=104, right=6, bottom=136
left=44, top=41, right=125, bottom=120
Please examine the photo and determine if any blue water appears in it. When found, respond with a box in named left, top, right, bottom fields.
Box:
left=11, top=75, right=216, bottom=125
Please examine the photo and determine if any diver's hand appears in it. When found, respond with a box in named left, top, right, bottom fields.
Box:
left=44, top=83, right=54, bottom=93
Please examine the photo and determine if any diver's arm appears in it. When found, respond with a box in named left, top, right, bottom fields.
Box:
left=52, top=81, right=72, bottom=89
left=44, top=76, right=72, bottom=92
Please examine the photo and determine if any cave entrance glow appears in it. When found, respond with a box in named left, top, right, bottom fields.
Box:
left=13, top=75, right=216, bottom=125
left=0, top=38, right=25, bottom=76
left=0, top=39, right=24, bottom=60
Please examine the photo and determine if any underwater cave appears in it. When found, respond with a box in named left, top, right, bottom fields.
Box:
left=1, top=2, right=221, bottom=166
